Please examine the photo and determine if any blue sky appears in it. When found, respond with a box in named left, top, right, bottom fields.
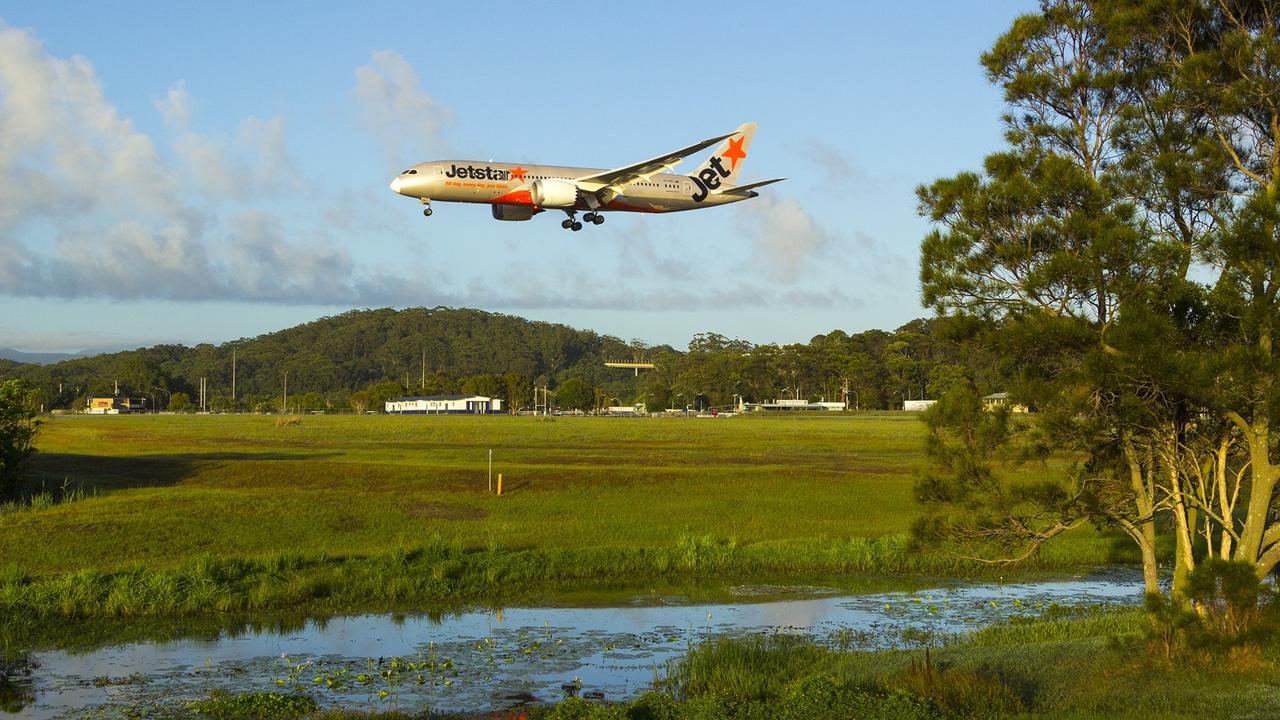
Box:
left=0, top=1, right=1035, bottom=352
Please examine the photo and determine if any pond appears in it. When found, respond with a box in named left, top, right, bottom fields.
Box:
left=4, top=568, right=1145, bottom=718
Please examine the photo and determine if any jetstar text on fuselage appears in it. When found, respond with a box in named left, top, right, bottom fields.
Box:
left=444, top=164, right=512, bottom=182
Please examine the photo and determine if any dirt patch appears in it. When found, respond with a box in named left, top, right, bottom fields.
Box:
left=405, top=502, right=488, bottom=521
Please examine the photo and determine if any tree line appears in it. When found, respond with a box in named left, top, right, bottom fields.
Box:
left=0, top=307, right=1006, bottom=414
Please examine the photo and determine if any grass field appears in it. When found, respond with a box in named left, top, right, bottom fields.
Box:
left=0, top=412, right=1123, bottom=618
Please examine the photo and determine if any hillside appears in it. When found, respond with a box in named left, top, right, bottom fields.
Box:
left=1, top=308, right=986, bottom=413
left=1, top=307, right=655, bottom=411
left=0, top=347, right=108, bottom=365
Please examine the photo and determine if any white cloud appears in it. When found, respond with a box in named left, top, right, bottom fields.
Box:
left=795, top=139, right=867, bottom=189
left=354, top=49, right=451, bottom=168
left=154, top=80, right=192, bottom=127
left=738, top=195, right=833, bottom=282
left=172, top=114, right=297, bottom=199
left=0, top=21, right=180, bottom=226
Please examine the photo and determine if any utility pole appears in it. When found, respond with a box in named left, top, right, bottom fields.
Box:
left=283, top=370, right=288, bottom=414
left=421, top=348, right=426, bottom=390
left=232, top=347, right=237, bottom=411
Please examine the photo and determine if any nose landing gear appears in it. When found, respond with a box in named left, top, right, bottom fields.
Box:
left=421, top=199, right=432, bottom=217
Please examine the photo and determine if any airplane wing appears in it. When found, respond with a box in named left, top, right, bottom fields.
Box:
left=574, top=132, right=736, bottom=192
left=716, top=177, right=787, bottom=195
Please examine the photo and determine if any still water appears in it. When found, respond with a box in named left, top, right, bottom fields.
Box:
left=6, top=569, right=1144, bottom=718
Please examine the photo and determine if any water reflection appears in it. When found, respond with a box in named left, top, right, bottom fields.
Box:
left=9, top=568, right=1144, bottom=718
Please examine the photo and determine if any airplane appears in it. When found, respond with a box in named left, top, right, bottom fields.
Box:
left=388, top=122, right=784, bottom=231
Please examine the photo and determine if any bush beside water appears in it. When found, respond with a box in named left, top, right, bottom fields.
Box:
left=0, top=534, right=1093, bottom=620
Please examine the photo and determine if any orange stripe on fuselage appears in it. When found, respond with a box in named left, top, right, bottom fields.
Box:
left=490, top=189, right=535, bottom=205
left=488, top=189, right=675, bottom=214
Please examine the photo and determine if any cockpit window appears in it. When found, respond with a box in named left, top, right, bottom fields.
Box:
left=402, top=169, right=418, bottom=175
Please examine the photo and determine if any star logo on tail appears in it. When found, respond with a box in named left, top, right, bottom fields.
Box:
left=721, top=136, right=747, bottom=172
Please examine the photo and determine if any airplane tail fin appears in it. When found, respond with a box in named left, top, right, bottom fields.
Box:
left=691, top=122, right=756, bottom=186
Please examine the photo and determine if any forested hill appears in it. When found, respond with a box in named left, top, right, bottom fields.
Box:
left=2, top=308, right=654, bottom=411
left=3, top=308, right=995, bottom=413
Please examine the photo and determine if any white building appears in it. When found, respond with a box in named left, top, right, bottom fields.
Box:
left=744, top=399, right=847, bottom=412
left=385, top=395, right=503, bottom=414
left=903, top=400, right=938, bottom=412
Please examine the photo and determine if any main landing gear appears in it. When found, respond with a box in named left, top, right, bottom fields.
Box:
left=560, top=211, right=604, bottom=231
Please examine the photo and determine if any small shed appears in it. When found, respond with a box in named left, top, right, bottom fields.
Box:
left=982, top=392, right=1029, bottom=413
left=87, top=397, right=146, bottom=414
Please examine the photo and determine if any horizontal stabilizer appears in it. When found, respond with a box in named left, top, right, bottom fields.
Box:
left=718, top=177, right=786, bottom=195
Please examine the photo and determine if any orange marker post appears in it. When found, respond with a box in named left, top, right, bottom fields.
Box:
left=497, top=473, right=503, bottom=496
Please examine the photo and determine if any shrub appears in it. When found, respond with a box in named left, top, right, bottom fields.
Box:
left=188, top=690, right=319, bottom=719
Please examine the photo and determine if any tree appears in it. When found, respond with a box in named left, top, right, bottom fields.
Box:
left=916, top=0, right=1280, bottom=596
left=349, top=390, right=371, bottom=414
left=502, top=373, right=532, bottom=412
left=0, top=380, right=42, bottom=500
left=555, top=377, right=594, bottom=412
left=915, top=0, right=1197, bottom=595
left=461, top=374, right=504, bottom=399
left=364, top=381, right=405, bottom=413
left=167, top=392, right=193, bottom=412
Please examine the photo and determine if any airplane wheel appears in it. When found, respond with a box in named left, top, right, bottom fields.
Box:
left=561, top=219, right=572, bottom=229
left=423, top=207, right=433, bottom=217
left=592, top=215, right=604, bottom=225
left=571, top=222, right=583, bottom=231
left=583, top=212, right=596, bottom=222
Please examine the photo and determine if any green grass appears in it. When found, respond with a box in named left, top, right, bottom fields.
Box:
left=653, top=609, right=1280, bottom=720
left=0, top=413, right=1126, bottom=619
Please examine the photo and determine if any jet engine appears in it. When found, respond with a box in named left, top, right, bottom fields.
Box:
left=491, top=205, right=535, bottom=221
left=530, top=178, right=579, bottom=208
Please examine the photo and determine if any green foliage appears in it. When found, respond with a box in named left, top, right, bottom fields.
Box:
left=1145, top=559, right=1280, bottom=661
left=188, top=690, right=319, bottom=719
left=460, top=373, right=503, bottom=400
left=0, top=379, right=41, bottom=500
left=669, top=637, right=1008, bottom=719
left=670, top=635, right=832, bottom=703
left=556, top=377, right=595, bottom=411
left=887, top=649, right=1022, bottom=719
left=912, top=383, right=1065, bottom=562
left=0, top=308, right=1007, bottom=414
left=363, top=381, right=405, bottom=412
left=1184, top=559, right=1276, bottom=640
left=913, top=0, right=1280, bottom=591
left=167, top=392, right=192, bottom=412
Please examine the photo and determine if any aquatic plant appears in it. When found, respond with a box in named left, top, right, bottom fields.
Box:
left=188, top=689, right=319, bottom=719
